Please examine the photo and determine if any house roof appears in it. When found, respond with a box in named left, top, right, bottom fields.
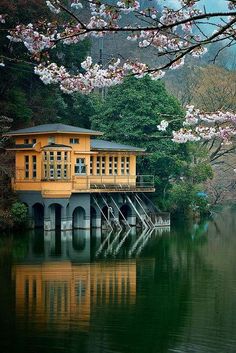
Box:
left=91, top=139, right=145, bottom=152
left=6, top=123, right=103, bottom=136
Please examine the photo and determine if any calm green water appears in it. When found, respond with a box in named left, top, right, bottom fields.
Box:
left=0, top=207, right=236, bottom=353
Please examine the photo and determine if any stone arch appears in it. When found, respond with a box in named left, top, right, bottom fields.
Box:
left=101, top=205, right=109, bottom=227
left=119, top=203, right=136, bottom=226
left=32, top=203, right=44, bottom=228
left=48, top=203, right=62, bottom=229
left=73, top=206, right=86, bottom=229
left=119, top=204, right=132, bottom=221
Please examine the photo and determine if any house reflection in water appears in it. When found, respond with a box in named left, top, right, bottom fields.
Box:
left=12, top=229, right=141, bottom=331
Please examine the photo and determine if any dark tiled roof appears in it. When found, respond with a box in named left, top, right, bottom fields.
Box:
left=91, top=139, right=145, bottom=152
left=7, top=123, right=102, bottom=136
left=43, top=143, right=72, bottom=149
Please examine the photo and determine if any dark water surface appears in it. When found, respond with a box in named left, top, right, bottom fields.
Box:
left=0, top=207, right=236, bottom=353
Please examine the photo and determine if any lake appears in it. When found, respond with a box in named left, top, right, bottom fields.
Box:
left=0, top=207, right=235, bottom=353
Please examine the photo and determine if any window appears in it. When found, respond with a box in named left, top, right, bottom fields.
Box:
left=49, top=164, right=54, bottom=179
left=50, top=152, right=54, bottom=162
left=44, top=152, right=47, bottom=161
left=32, top=156, right=37, bottom=178
left=57, top=151, right=61, bottom=161
left=90, top=156, right=93, bottom=175
left=114, top=157, right=118, bottom=175
left=109, top=156, right=113, bottom=175
left=57, top=164, right=62, bottom=178
left=32, top=138, right=37, bottom=144
left=25, top=156, right=29, bottom=178
left=64, top=152, right=68, bottom=161
left=24, top=139, right=29, bottom=144
left=96, top=156, right=101, bottom=175
left=101, top=156, right=106, bottom=175
left=48, top=136, right=55, bottom=144
left=126, top=157, right=130, bottom=175
left=70, top=138, right=79, bottom=144
left=121, top=157, right=125, bottom=175
left=75, top=158, right=86, bottom=175
left=64, top=165, right=67, bottom=178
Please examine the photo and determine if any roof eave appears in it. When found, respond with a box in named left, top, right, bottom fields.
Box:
left=4, top=130, right=103, bottom=137
left=91, top=148, right=146, bottom=153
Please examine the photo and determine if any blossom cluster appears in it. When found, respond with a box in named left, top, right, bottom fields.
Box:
left=157, top=105, right=236, bottom=145
left=117, top=0, right=140, bottom=13
left=5, top=0, right=236, bottom=97
left=7, top=24, right=56, bottom=54
left=34, top=57, right=168, bottom=93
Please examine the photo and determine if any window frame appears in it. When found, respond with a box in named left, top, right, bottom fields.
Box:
left=74, top=158, right=86, bottom=175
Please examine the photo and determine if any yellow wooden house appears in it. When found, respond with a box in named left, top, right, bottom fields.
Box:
left=6, top=123, right=167, bottom=230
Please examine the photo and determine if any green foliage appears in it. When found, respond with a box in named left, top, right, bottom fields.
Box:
left=11, top=202, right=28, bottom=225
left=187, top=162, right=213, bottom=183
left=0, top=0, right=92, bottom=129
left=168, top=182, right=210, bottom=216
left=91, top=76, right=190, bottom=200
left=91, top=76, right=213, bottom=215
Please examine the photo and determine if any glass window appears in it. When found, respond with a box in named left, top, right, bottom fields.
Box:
left=121, top=156, right=125, bottom=175
left=126, top=156, right=130, bottom=175
left=44, top=152, right=47, bottom=161
left=70, top=138, right=79, bottom=144
left=64, top=152, right=68, bottom=161
left=32, top=138, right=37, bottom=144
left=90, top=156, right=93, bottom=175
left=114, top=157, right=118, bottom=175
left=24, top=156, right=29, bottom=178
left=48, top=136, right=55, bottom=144
left=96, top=156, right=101, bottom=175
left=109, top=156, right=113, bottom=175
left=32, top=156, right=37, bottom=178
left=101, top=156, right=106, bottom=175
left=64, top=165, right=67, bottom=178
left=57, top=164, right=61, bottom=178
left=50, top=152, right=54, bottom=162
left=57, top=151, right=61, bottom=161
left=75, top=158, right=86, bottom=175
left=24, top=139, right=29, bottom=144
left=49, top=164, right=54, bottom=179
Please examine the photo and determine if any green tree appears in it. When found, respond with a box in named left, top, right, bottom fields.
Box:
left=91, top=77, right=188, bottom=203
left=91, top=76, right=213, bottom=214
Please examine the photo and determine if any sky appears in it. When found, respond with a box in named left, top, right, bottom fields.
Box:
left=160, top=0, right=228, bottom=11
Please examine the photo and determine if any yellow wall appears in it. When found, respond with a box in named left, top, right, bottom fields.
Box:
left=13, top=132, right=140, bottom=197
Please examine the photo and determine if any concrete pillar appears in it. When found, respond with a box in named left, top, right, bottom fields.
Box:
left=128, top=215, right=136, bottom=227
left=61, top=206, right=72, bottom=231
left=92, top=217, right=102, bottom=228
left=44, top=205, right=54, bottom=231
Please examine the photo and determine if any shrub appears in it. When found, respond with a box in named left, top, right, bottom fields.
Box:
left=11, top=202, right=28, bottom=225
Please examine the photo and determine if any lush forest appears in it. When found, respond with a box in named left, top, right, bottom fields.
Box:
left=0, top=0, right=235, bottom=228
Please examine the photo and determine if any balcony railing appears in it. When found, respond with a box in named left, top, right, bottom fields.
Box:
left=89, top=175, right=154, bottom=191
left=13, top=173, right=155, bottom=191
